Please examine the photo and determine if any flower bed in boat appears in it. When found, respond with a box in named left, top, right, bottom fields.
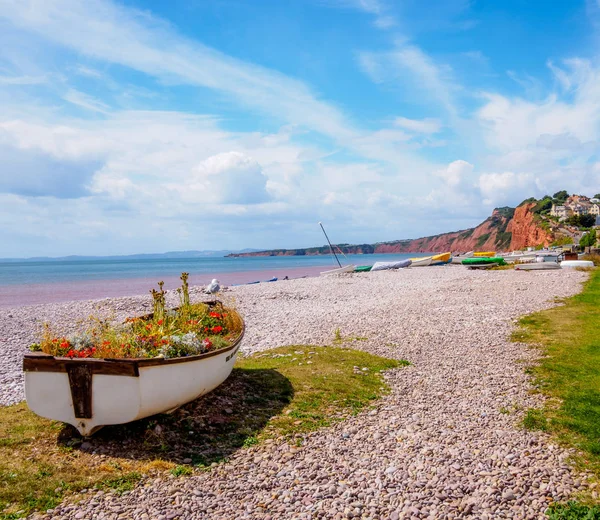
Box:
left=29, top=273, right=244, bottom=360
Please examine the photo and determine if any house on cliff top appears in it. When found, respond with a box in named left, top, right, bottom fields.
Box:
left=550, top=195, right=599, bottom=221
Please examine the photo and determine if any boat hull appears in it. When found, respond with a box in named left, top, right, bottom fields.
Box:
left=320, top=265, right=356, bottom=275
left=371, top=260, right=412, bottom=271
left=430, top=252, right=452, bottom=265
left=462, top=257, right=507, bottom=266
left=515, top=263, right=561, bottom=271
left=560, top=260, right=595, bottom=268
left=410, top=256, right=432, bottom=267
left=24, top=327, right=244, bottom=436
left=473, top=252, right=496, bottom=258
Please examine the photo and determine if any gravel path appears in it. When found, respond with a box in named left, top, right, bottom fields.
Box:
left=0, top=267, right=590, bottom=519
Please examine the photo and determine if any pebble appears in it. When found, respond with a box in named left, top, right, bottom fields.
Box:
left=0, top=268, right=591, bottom=519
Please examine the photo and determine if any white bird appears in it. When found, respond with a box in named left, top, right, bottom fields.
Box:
left=204, top=278, right=221, bottom=295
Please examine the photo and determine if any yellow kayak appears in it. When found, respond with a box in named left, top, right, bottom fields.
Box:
left=430, top=252, right=452, bottom=265
left=473, top=251, right=496, bottom=258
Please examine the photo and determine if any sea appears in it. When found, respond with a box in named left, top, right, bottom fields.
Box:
left=0, top=253, right=426, bottom=308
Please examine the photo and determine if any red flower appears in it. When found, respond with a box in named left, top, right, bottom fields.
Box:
left=67, top=350, right=75, bottom=358
left=60, top=340, right=70, bottom=349
left=157, top=319, right=163, bottom=325
left=202, top=338, right=213, bottom=350
left=209, top=312, right=222, bottom=319
left=211, top=325, right=223, bottom=334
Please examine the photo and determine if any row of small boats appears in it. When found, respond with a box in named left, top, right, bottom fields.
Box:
left=321, top=250, right=595, bottom=275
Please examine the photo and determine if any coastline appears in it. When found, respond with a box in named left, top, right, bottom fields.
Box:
left=0, top=265, right=326, bottom=308
left=0, top=267, right=591, bottom=518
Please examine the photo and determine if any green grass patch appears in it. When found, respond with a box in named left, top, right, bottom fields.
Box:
left=0, top=346, right=405, bottom=518
left=547, top=502, right=600, bottom=519
left=512, top=268, right=600, bottom=513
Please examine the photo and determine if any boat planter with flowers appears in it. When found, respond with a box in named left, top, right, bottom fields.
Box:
left=23, top=274, right=244, bottom=436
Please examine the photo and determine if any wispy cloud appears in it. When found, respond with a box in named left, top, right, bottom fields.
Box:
left=0, top=0, right=354, bottom=141
left=0, top=74, right=46, bottom=85
left=63, top=88, right=110, bottom=113
left=325, top=0, right=397, bottom=29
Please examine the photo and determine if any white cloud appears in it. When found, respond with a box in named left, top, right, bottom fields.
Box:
left=477, top=172, right=537, bottom=206
left=359, top=44, right=458, bottom=118
left=0, top=0, right=354, bottom=141
left=182, top=152, right=271, bottom=205
left=63, top=88, right=110, bottom=113
left=0, top=74, right=46, bottom=85
left=394, top=117, right=441, bottom=134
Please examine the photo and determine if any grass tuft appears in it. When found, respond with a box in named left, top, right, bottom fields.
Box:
left=0, top=345, right=405, bottom=518
left=512, top=268, right=600, bottom=512
left=547, top=501, right=600, bottom=519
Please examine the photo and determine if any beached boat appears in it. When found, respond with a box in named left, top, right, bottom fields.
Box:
left=473, top=251, right=496, bottom=258
left=430, top=252, right=452, bottom=265
left=451, top=251, right=473, bottom=264
left=320, top=264, right=356, bottom=276
left=560, top=260, right=595, bottom=268
left=466, top=263, right=499, bottom=270
left=318, top=222, right=355, bottom=276
left=515, top=263, right=561, bottom=271
left=370, top=259, right=412, bottom=271
left=462, top=257, right=507, bottom=266
left=410, top=256, right=432, bottom=267
left=23, top=311, right=245, bottom=437
left=355, top=265, right=373, bottom=272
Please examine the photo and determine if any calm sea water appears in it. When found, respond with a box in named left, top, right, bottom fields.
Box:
left=0, top=253, right=427, bottom=287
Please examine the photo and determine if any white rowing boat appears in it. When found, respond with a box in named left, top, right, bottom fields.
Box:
left=560, top=260, right=595, bottom=268
left=410, top=256, right=432, bottom=267
left=23, top=317, right=245, bottom=437
left=515, top=263, right=561, bottom=271
left=320, top=264, right=356, bottom=276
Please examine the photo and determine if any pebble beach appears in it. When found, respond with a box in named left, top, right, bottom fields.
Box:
left=0, top=266, right=591, bottom=519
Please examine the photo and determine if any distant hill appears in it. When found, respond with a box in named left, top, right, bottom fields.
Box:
left=0, top=249, right=262, bottom=263
left=227, top=196, right=583, bottom=257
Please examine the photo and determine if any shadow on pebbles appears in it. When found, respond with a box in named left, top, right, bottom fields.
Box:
left=5, top=267, right=591, bottom=519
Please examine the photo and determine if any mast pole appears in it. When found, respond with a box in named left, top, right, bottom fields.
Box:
left=319, top=221, right=342, bottom=268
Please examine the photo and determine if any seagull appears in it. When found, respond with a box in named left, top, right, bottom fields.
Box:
left=204, top=278, right=221, bottom=295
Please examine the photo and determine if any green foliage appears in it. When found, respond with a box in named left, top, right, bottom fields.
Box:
left=551, top=235, right=574, bottom=247
left=522, top=409, right=548, bottom=431
left=580, top=229, right=597, bottom=249
left=170, top=466, right=192, bottom=477
left=494, top=206, right=516, bottom=219
left=33, top=276, right=244, bottom=360
left=553, top=190, right=569, bottom=203
left=495, top=231, right=512, bottom=250
left=533, top=197, right=553, bottom=214
left=566, top=214, right=597, bottom=228
left=459, top=228, right=474, bottom=239
left=518, top=197, right=538, bottom=207
left=547, top=501, right=600, bottom=519
left=476, top=233, right=491, bottom=248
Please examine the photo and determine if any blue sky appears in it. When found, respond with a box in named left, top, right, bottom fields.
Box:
left=1, top=0, right=600, bottom=257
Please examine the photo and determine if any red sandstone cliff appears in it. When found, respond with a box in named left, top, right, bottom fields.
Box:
left=507, top=203, right=553, bottom=250
left=227, top=204, right=556, bottom=257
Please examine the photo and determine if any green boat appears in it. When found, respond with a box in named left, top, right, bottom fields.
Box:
left=355, top=265, right=373, bottom=272
left=461, top=257, right=507, bottom=266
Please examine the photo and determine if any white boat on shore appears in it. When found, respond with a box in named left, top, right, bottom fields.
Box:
left=410, top=256, right=432, bottom=267
left=560, top=260, right=595, bottom=268
left=320, top=264, right=356, bottom=275
left=23, top=321, right=245, bottom=437
left=515, top=263, right=561, bottom=271
left=450, top=251, right=473, bottom=264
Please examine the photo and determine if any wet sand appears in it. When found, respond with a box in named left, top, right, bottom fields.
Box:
left=0, top=265, right=325, bottom=308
